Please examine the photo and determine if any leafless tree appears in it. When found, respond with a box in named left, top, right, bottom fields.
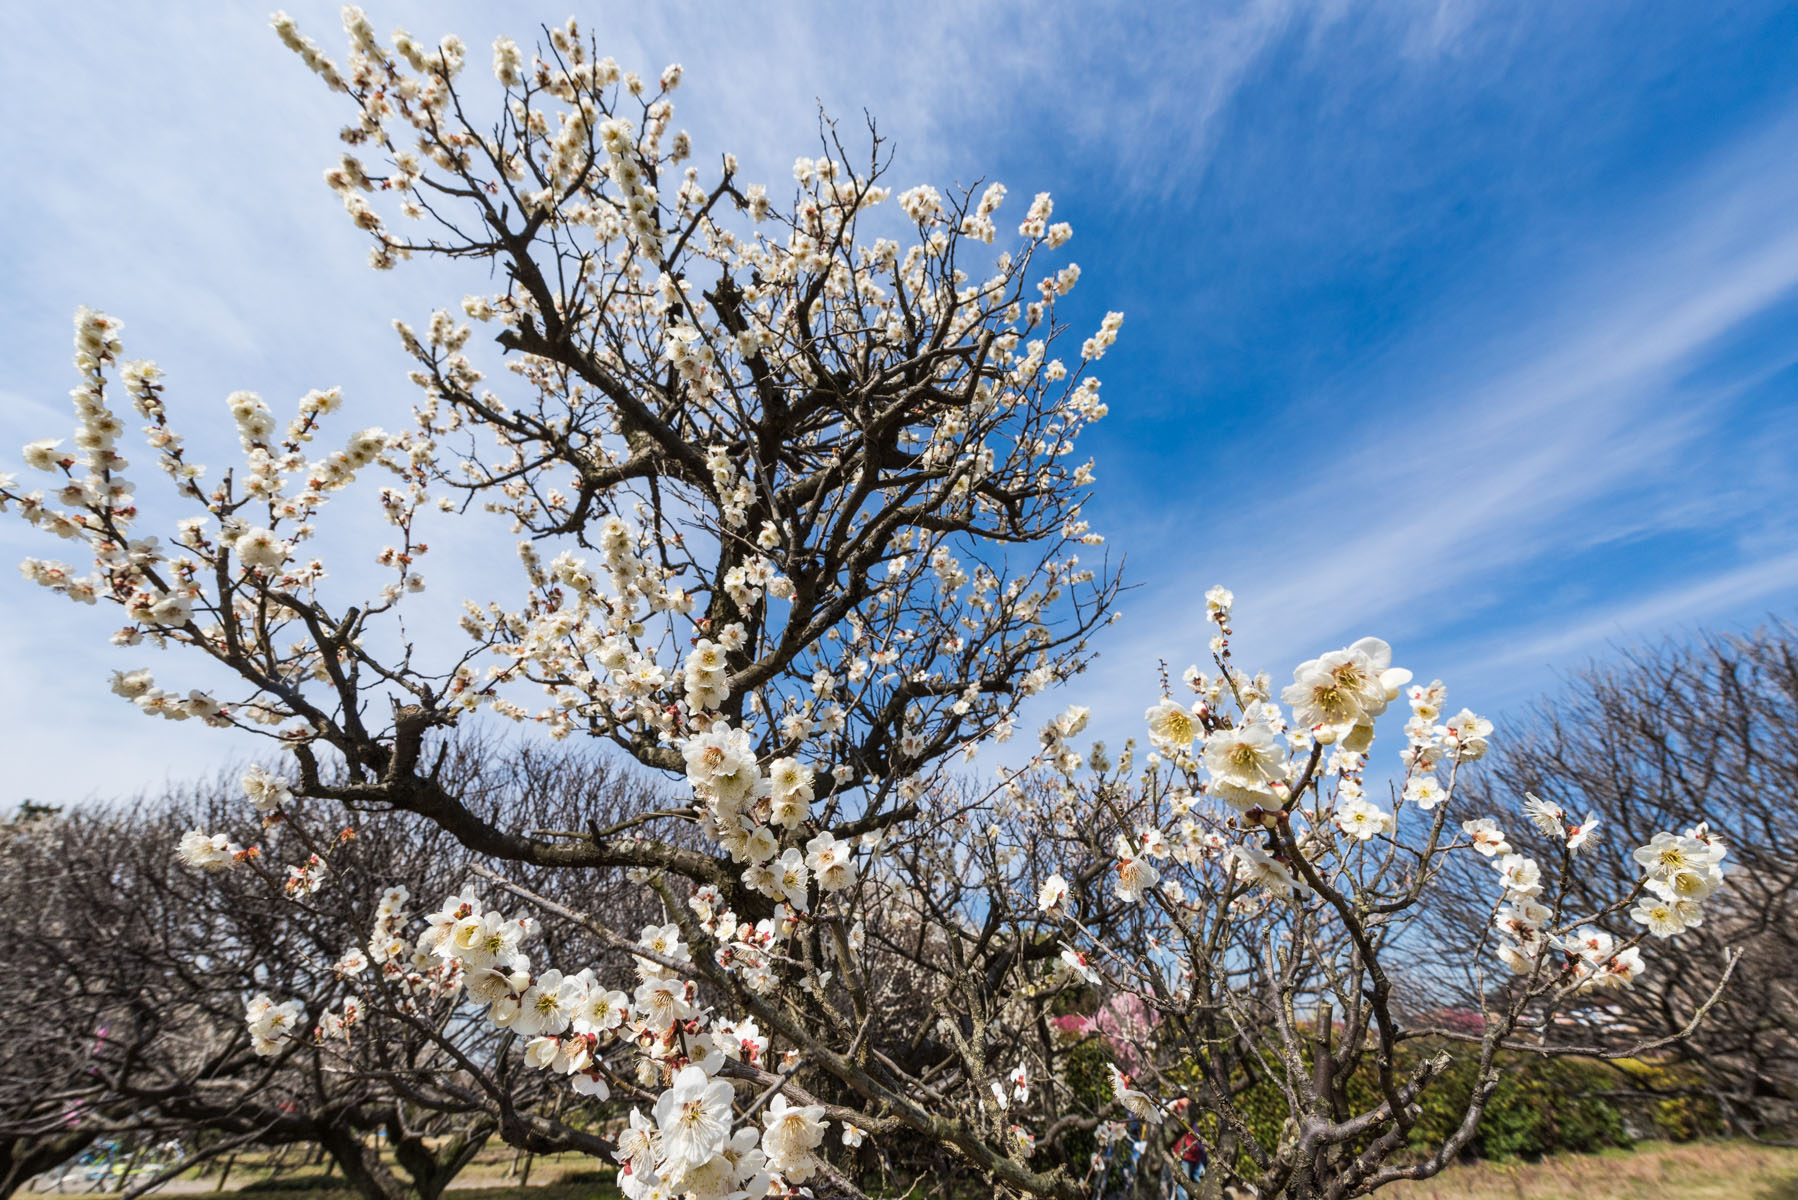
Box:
left=0, top=739, right=671, bottom=1200
left=1435, top=621, right=1798, bottom=1139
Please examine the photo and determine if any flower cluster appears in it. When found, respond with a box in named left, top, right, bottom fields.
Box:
left=1281, top=636, right=1412, bottom=752
left=176, top=829, right=245, bottom=872
left=248, top=876, right=854, bottom=1199
left=682, top=721, right=864, bottom=913
left=2, top=307, right=432, bottom=741
left=241, top=765, right=294, bottom=814
left=1038, top=588, right=1722, bottom=1100
left=245, top=993, right=306, bottom=1056
left=1476, top=789, right=1729, bottom=991
left=1630, top=826, right=1729, bottom=938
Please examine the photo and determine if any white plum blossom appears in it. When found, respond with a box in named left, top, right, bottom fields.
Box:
left=804, top=831, right=856, bottom=892
left=682, top=724, right=761, bottom=810
left=1439, top=708, right=1493, bottom=761
left=245, top=993, right=304, bottom=1056
left=1061, top=947, right=1101, bottom=985
left=1145, top=698, right=1199, bottom=754
left=1631, top=896, right=1697, bottom=938
left=1107, top=1064, right=1160, bottom=1121
left=1335, top=797, right=1394, bottom=841
left=232, top=526, right=290, bottom=570
left=654, top=1065, right=735, bottom=1168
left=241, top=764, right=294, bottom=813
left=1403, top=775, right=1445, bottom=810
left=513, top=969, right=585, bottom=1038
left=1522, top=792, right=1564, bottom=837
left=1113, top=834, right=1161, bottom=903
left=1497, top=854, right=1543, bottom=897
left=1567, top=812, right=1601, bottom=852
left=573, top=986, right=630, bottom=1036
left=761, top=1094, right=827, bottom=1182
left=1203, top=721, right=1288, bottom=790
left=1281, top=637, right=1411, bottom=746
left=1227, top=843, right=1307, bottom=896
left=177, top=829, right=243, bottom=871
left=1463, top=818, right=1511, bottom=857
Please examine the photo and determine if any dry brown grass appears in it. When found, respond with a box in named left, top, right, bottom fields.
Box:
left=1375, top=1140, right=1798, bottom=1200
left=34, top=1139, right=1798, bottom=1200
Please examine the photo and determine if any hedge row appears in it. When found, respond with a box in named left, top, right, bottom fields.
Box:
left=1056, top=1035, right=1718, bottom=1179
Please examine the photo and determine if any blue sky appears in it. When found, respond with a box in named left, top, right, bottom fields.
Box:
left=3, top=1, right=1795, bottom=806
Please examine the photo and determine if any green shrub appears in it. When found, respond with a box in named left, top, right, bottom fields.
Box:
left=1050, top=1027, right=1719, bottom=1180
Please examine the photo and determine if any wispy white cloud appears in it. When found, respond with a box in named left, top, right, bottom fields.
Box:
left=1, top=1, right=1790, bottom=807
left=0, top=0, right=1333, bottom=806
left=1448, top=549, right=1798, bottom=682
left=1074, top=110, right=1798, bottom=731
